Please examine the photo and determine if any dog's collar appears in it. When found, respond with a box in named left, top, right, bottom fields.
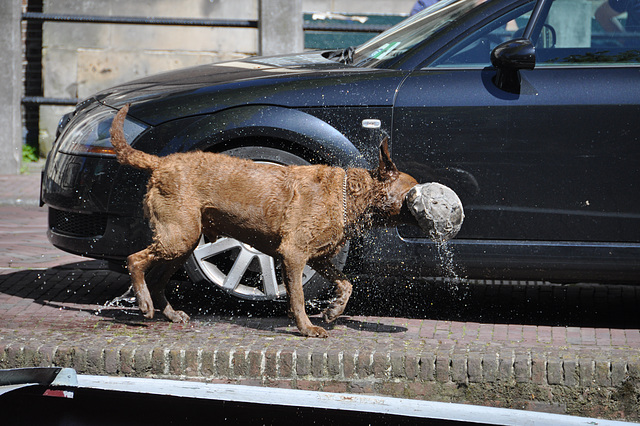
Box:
left=342, top=169, right=348, bottom=227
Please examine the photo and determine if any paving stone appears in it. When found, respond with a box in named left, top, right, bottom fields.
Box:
left=547, top=358, right=563, bottom=385
left=564, top=359, right=579, bottom=387
left=514, top=352, right=530, bottom=383
left=450, top=354, right=467, bottom=383
left=467, top=352, right=482, bottom=383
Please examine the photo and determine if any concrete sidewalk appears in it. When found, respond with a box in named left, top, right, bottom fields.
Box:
left=0, top=169, right=41, bottom=207
left=1, top=169, right=639, bottom=421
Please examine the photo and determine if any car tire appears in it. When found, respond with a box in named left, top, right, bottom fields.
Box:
left=183, top=146, right=349, bottom=305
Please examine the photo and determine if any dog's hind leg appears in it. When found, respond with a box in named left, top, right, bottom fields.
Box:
left=146, top=257, right=191, bottom=323
left=130, top=207, right=202, bottom=321
left=281, top=251, right=329, bottom=338
left=309, top=259, right=353, bottom=323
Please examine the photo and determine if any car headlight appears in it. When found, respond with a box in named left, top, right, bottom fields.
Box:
left=57, top=106, right=148, bottom=156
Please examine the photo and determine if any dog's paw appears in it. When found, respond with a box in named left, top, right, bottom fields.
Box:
left=322, top=304, right=345, bottom=323
left=165, top=308, right=190, bottom=323
left=138, top=298, right=155, bottom=319
left=301, top=325, right=329, bottom=338
left=322, top=309, right=336, bottom=323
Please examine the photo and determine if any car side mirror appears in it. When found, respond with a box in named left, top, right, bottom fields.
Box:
left=490, top=38, right=536, bottom=94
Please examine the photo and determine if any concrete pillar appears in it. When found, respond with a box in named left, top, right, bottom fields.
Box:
left=258, top=0, right=303, bottom=56
left=0, top=1, right=22, bottom=174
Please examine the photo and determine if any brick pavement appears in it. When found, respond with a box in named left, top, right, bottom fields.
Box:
left=1, top=170, right=639, bottom=421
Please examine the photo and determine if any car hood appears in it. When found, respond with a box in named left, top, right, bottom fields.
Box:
left=92, top=51, right=405, bottom=126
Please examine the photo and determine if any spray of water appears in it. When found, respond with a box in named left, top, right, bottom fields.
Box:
left=434, top=239, right=464, bottom=285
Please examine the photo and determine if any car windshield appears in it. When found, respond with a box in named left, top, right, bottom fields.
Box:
left=351, top=0, right=498, bottom=68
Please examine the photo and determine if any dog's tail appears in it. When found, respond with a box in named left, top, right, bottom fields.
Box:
left=109, top=104, right=159, bottom=172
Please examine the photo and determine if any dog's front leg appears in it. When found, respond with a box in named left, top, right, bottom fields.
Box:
left=281, top=254, right=328, bottom=338
left=309, top=259, right=353, bottom=323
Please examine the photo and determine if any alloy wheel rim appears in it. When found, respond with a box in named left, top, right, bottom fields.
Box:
left=192, top=235, right=316, bottom=301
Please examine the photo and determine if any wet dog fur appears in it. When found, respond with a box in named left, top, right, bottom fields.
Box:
left=110, top=104, right=419, bottom=337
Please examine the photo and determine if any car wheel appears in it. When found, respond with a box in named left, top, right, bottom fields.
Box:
left=183, top=146, right=349, bottom=303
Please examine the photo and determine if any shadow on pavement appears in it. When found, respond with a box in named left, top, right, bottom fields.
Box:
left=1, top=261, right=638, bottom=329
left=346, top=275, right=640, bottom=329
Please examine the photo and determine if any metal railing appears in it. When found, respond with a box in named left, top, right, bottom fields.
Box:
left=21, top=12, right=260, bottom=107
left=22, top=12, right=258, bottom=29
left=20, top=11, right=392, bottom=107
left=303, top=21, right=391, bottom=33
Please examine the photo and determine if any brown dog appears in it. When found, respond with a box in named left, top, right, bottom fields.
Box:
left=110, top=104, right=419, bottom=337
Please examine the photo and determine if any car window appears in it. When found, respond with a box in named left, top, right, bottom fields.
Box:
left=536, top=0, right=640, bottom=65
left=352, top=0, right=493, bottom=68
left=431, top=0, right=640, bottom=68
left=431, top=3, right=536, bottom=68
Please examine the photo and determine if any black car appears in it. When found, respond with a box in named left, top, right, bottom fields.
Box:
left=41, top=0, right=640, bottom=305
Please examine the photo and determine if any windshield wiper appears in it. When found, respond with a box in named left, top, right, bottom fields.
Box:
left=325, top=46, right=355, bottom=64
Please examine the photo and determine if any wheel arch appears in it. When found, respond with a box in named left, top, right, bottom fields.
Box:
left=170, top=105, right=368, bottom=168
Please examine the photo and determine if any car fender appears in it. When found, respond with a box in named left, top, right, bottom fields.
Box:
left=160, top=105, right=369, bottom=168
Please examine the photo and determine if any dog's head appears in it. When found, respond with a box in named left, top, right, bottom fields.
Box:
left=370, top=137, right=464, bottom=240
left=368, top=137, right=420, bottom=226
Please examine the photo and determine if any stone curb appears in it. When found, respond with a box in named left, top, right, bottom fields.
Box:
left=3, top=343, right=639, bottom=389
left=0, top=198, right=40, bottom=207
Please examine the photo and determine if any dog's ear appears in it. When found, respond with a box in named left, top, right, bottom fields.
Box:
left=374, top=136, right=399, bottom=181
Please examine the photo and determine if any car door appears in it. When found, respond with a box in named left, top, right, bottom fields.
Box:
left=393, top=0, right=640, bottom=244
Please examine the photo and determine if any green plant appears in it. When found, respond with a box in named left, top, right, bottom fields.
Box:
left=22, top=144, right=39, bottom=163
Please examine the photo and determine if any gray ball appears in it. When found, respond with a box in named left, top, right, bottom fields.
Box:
left=406, top=182, right=464, bottom=242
